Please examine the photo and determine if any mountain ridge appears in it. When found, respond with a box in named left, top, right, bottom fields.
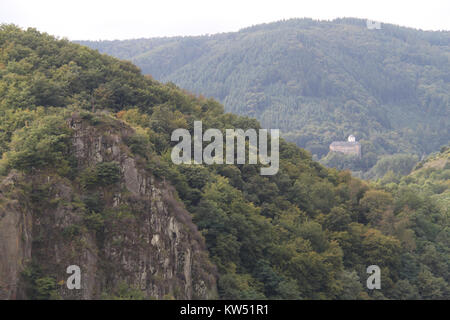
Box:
left=1, top=25, right=448, bottom=299
left=79, top=18, right=450, bottom=175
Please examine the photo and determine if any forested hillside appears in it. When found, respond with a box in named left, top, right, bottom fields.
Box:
left=0, top=25, right=448, bottom=299
left=382, top=146, right=449, bottom=215
left=80, top=18, right=450, bottom=174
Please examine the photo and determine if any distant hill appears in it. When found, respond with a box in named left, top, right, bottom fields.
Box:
left=395, top=146, right=450, bottom=213
left=2, top=25, right=449, bottom=299
left=79, top=18, right=450, bottom=173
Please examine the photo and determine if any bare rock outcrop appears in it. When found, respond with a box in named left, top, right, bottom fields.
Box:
left=0, top=114, right=217, bottom=300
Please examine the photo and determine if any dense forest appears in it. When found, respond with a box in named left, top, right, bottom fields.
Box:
left=0, top=25, right=449, bottom=299
left=80, top=18, right=450, bottom=174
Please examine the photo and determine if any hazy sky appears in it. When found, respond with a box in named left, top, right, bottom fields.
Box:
left=1, top=0, right=449, bottom=40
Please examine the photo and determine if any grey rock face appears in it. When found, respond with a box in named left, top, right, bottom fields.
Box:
left=0, top=114, right=217, bottom=300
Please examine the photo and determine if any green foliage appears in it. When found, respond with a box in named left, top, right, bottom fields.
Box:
left=218, top=272, right=266, bottom=300
left=83, top=211, right=105, bottom=231
left=80, top=162, right=120, bottom=188
left=81, top=18, right=450, bottom=174
left=34, top=277, right=59, bottom=300
left=62, top=224, right=83, bottom=239
left=0, top=108, right=44, bottom=156
left=101, top=282, right=146, bottom=300
left=321, top=150, right=378, bottom=176
left=0, top=115, right=72, bottom=175
left=124, top=132, right=152, bottom=159
left=21, top=263, right=59, bottom=300
left=95, top=162, right=120, bottom=186
left=384, top=147, right=449, bottom=213
left=366, top=154, right=419, bottom=180
left=1, top=25, right=448, bottom=300
left=82, top=192, right=104, bottom=213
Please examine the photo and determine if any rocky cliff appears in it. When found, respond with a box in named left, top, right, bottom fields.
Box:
left=0, top=113, right=217, bottom=300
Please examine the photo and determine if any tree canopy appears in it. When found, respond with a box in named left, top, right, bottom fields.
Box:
left=1, top=25, right=448, bottom=299
left=80, top=18, right=450, bottom=174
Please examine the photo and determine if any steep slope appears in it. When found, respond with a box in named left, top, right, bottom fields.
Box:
left=382, top=146, right=450, bottom=214
left=0, top=25, right=448, bottom=300
left=0, top=113, right=217, bottom=299
left=80, top=18, right=450, bottom=172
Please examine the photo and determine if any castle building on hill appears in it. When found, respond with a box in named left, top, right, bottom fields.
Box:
left=329, top=135, right=361, bottom=157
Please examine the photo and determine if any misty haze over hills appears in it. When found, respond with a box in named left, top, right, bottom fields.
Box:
left=79, top=18, right=450, bottom=176
left=0, top=20, right=449, bottom=301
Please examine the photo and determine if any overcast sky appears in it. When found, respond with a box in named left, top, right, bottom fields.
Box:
left=1, top=0, right=449, bottom=40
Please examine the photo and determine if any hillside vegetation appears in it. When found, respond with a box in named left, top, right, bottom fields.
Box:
left=0, top=25, right=449, bottom=299
left=80, top=18, right=450, bottom=174
left=382, top=146, right=450, bottom=215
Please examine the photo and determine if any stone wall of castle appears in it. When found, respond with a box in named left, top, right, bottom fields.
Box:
left=329, top=143, right=361, bottom=157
